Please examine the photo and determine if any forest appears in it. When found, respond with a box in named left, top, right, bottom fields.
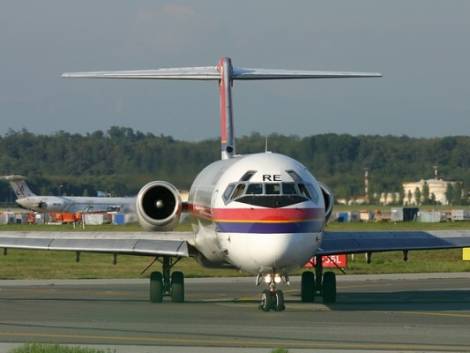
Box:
left=0, top=127, right=469, bottom=204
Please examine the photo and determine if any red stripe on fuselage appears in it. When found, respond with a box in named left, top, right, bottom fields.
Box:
left=189, top=204, right=324, bottom=222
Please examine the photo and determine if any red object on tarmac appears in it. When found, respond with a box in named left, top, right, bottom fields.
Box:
left=48, top=212, right=81, bottom=223
left=304, top=254, right=348, bottom=269
left=27, top=212, right=35, bottom=224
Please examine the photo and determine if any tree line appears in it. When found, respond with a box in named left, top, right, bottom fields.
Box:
left=0, top=127, right=469, bottom=204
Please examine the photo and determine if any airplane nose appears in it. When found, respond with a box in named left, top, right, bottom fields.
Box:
left=16, top=198, right=30, bottom=209
left=223, top=233, right=320, bottom=273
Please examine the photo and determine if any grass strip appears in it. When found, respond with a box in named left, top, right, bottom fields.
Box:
left=9, top=343, right=111, bottom=353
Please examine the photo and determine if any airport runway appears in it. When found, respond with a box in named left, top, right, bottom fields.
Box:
left=1, top=274, right=470, bottom=352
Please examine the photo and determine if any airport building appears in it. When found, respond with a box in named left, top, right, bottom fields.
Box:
left=402, top=178, right=459, bottom=205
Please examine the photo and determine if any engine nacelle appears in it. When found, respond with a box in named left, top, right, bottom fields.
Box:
left=136, top=181, right=182, bottom=231
left=319, top=183, right=334, bottom=223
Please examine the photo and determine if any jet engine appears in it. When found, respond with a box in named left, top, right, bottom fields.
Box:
left=136, top=181, right=182, bottom=231
left=319, top=183, right=334, bottom=223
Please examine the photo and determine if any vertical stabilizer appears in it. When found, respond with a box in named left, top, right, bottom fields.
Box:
left=1, top=175, right=36, bottom=199
left=217, top=57, right=235, bottom=159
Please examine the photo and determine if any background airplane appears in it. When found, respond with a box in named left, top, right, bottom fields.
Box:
left=1, top=175, right=135, bottom=213
left=1, top=57, right=470, bottom=312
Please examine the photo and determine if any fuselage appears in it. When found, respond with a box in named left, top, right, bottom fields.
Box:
left=16, top=195, right=136, bottom=213
left=188, top=152, right=326, bottom=274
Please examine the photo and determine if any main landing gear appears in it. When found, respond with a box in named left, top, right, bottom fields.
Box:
left=301, top=255, right=337, bottom=304
left=258, top=273, right=287, bottom=312
left=149, top=256, right=184, bottom=303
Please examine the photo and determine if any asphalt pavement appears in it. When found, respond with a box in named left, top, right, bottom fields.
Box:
left=1, top=273, right=470, bottom=352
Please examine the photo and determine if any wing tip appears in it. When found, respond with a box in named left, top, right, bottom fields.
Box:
left=62, top=72, right=80, bottom=78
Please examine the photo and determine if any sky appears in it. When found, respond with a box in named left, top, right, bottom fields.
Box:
left=1, top=0, right=470, bottom=140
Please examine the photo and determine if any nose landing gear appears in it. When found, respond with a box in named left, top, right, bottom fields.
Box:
left=258, top=273, right=287, bottom=312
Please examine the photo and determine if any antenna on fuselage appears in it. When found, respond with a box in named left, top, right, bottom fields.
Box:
left=62, top=58, right=382, bottom=160
left=265, top=135, right=269, bottom=153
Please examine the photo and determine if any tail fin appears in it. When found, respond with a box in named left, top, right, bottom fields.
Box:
left=63, top=57, right=381, bottom=159
left=1, top=175, right=36, bottom=198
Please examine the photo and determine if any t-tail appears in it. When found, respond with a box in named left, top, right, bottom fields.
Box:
left=62, top=57, right=381, bottom=159
left=1, top=175, right=36, bottom=199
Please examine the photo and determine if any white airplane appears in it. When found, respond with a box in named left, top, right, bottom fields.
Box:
left=1, top=57, right=470, bottom=311
left=1, top=175, right=135, bottom=213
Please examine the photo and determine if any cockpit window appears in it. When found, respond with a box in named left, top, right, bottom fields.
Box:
left=282, top=182, right=297, bottom=195
left=298, top=183, right=311, bottom=199
left=240, top=170, right=256, bottom=182
left=246, top=183, right=263, bottom=195
left=222, top=180, right=319, bottom=207
left=306, top=183, right=320, bottom=203
left=223, top=183, right=235, bottom=202
left=286, top=170, right=302, bottom=182
left=265, top=183, right=281, bottom=195
left=231, top=183, right=246, bottom=199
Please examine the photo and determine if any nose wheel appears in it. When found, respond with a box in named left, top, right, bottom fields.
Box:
left=259, top=289, right=285, bottom=312
left=258, top=273, right=286, bottom=311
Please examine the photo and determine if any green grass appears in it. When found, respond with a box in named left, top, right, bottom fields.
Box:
left=9, top=344, right=288, bottom=353
left=333, top=204, right=470, bottom=211
left=341, top=248, right=470, bottom=274
left=0, top=222, right=470, bottom=279
left=327, top=220, right=470, bottom=230
left=9, top=343, right=111, bottom=353
left=0, top=249, right=241, bottom=280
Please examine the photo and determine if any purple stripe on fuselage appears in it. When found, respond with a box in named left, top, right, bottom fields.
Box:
left=216, top=221, right=323, bottom=234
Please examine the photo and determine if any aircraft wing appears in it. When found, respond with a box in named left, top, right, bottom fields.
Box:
left=0, top=232, right=194, bottom=257
left=317, top=230, right=470, bottom=256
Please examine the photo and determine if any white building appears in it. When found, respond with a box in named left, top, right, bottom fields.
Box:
left=402, top=178, right=458, bottom=205
left=335, top=196, right=368, bottom=206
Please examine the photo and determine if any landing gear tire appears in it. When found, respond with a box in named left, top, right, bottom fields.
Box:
left=322, top=271, right=336, bottom=304
left=259, top=289, right=274, bottom=311
left=150, top=271, right=164, bottom=303
left=171, top=271, right=185, bottom=303
left=259, top=289, right=285, bottom=311
left=301, top=271, right=315, bottom=303
left=274, top=290, right=285, bottom=312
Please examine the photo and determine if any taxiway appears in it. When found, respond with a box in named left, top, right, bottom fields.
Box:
left=1, top=273, right=470, bottom=352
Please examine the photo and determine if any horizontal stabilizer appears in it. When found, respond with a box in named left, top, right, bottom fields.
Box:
left=62, top=57, right=382, bottom=161
left=62, top=66, right=381, bottom=81
left=0, top=175, right=27, bottom=181
left=62, top=67, right=220, bottom=80
left=232, top=68, right=382, bottom=80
